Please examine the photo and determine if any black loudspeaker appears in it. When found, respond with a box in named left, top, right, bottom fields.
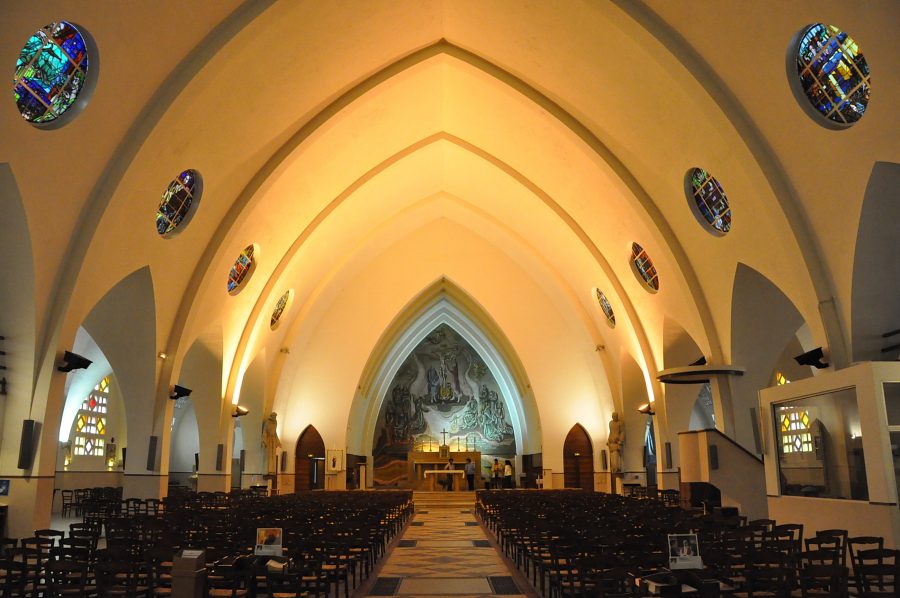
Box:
left=664, top=442, right=672, bottom=470
left=642, top=446, right=647, bottom=467
left=146, top=436, right=158, bottom=470
left=215, top=444, right=224, bottom=471
left=239, top=449, right=246, bottom=473
left=280, top=451, right=287, bottom=472
left=122, top=447, right=127, bottom=468
left=17, top=419, right=37, bottom=469
left=708, top=444, right=719, bottom=470
left=194, top=453, right=199, bottom=471
left=600, top=449, right=608, bottom=470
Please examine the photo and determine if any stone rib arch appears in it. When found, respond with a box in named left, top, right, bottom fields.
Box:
left=347, top=278, right=540, bottom=460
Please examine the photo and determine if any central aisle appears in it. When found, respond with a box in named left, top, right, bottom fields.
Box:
left=362, top=491, right=534, bottom=597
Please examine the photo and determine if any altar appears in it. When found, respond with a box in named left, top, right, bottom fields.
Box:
left=423, top=469, right=466, bottom=491
left=408, top=450, right=482, bottom=490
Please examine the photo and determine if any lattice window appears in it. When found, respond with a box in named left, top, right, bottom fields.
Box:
left=779, top=406, right=812, bottom=454
left=595, top=289, right=615, bottom=327
left=73, top=376, right=109, bottom=456
left=227, top=244, right=256, bottom=294
left=156, top=169, right=201, bottom=237
left=270, top=289, right=293, bottom=330
left=775, top=371, right=789, bottom=386
left=631, top=242, right=659, bottom=292
left=688, top=168, right=731, bottom=234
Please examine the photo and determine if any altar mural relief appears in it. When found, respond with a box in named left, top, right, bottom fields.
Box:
left=373, top=324, right=516, bottom=486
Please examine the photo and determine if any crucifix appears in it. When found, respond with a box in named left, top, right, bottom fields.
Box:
left=441, top=428, right=448, bottom=446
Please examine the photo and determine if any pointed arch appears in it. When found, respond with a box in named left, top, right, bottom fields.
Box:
left=347, top=278, right=540, bottom=459
left=851, top=162, right=900, bottom=361
left=295, top=425, right=325, bottom=491
left=563, top=423, right=594, bottom=489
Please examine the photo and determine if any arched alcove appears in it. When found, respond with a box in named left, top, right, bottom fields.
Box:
left=176, top=325, right=225, bottom=492
left=347, top=279, right=541, bottom=466
left=0, top=164, right=36, bottom=476
left=620, top=353, right=651, bottom=484
left=563, top=423, right=594, bottom=489
left=852, top=162, right=900, bottom=361
left=79, top=266, right=156, bottom=498
left=688, top=384, right=716, bottom=431
left=236, top=351, right=267, bottom=488
left=661, top=317, right=707, bottom=471
left=168, top=397, right=199, bottom=488
left=730, top=263, right=809, bottom=454
left=295, top=425, right=325, bottom=491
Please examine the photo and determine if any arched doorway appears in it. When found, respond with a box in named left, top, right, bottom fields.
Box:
left=295, top=425, right=325, bottom=491
left=563, top=424, right=594, bottom=489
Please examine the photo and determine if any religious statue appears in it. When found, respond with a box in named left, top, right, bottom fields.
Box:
left=262, top=412, right=282, bottom=475
left=607, top=411, right=625, bottom=473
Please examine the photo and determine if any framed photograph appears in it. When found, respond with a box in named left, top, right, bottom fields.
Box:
left=326, top=449, right=344, bottom=473
left=667, top=533, right=703, bottom=570
left=254, top=528, right=283, bottom=557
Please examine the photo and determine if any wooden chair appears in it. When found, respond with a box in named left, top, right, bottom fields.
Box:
left=853, top=548, right=897, bottom=598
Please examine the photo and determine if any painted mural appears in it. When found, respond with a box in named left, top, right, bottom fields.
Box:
left=373, top=324, right=516, bottom=486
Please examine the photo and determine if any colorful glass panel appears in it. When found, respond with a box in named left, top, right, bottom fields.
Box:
left=270, top=289, right=292, bottom=330
left=776, top=371, right=789, bottom=386
left=689, top=168, right=731, bottom=233
left=227, top=245, right=256, bottom=294
left=796, top=24, right=870, bottom=125
left=13, top=21, right=89, bottom=123
left=779, top=406, right=813, bottom=454
left=595, top=289, right=615, bottom=327
left=72, top=375, right=109, bottom=457
left=156, top=169, right=201, bottom=236
left=631, top=242, right=659, bottom=292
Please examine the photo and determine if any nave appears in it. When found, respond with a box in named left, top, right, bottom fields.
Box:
left=361, top=492, right=534, bottom=597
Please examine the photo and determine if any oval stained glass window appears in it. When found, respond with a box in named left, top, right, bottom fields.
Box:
left=156, top=170, right=202, bottom=237
left=227, top=245, right=256, bottom=295
left=688, top=168, right=731, bottom=234
left=595, top=289, right=615, bottom=328
left=795, top=24, right=870, bottom=125
left=14, top=21, right=90, bottom=124
left=630, top=242, right=659, bottom=292
left=270, top=290, right=293, bottom=330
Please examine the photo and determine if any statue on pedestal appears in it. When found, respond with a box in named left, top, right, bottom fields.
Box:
left=262, top=412, right=282, bottom=476
left=607, top=411, right=625, bottom=473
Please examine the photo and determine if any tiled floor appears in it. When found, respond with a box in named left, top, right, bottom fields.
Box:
left=360, top=492, right=536, bottom=598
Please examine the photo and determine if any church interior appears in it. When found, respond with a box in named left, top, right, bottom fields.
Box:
left=1, top=1, right=898, bottom=596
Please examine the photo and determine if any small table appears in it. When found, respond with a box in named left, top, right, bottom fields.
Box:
left=423, top=470, right=465, bottom=491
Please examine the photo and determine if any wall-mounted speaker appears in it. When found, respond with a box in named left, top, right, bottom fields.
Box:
left=601, top=449, right=608, bottom=470
left=280, top=450, right=287, bottom=472
left=122, top=447, right=127, bottom=468
left=642, top=446, right=647, bottom=467
left=17, top=419, right=37, bottom=469
left=215, top=444, right=224, bottom=471
left=708, top=444, right=719, bottom=470
left=194, top=453, right=199, bottom=472
left=239, top=449, right=246, bottom=473
left=146, top=436, right=158, bottom=471
left=664, top=442, right=672, bottom=470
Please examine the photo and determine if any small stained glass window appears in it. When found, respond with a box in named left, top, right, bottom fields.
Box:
left=688, top=168, right=731, bottom=234
left=72, top=376, right=110, bottom=457
left=776, top=372, right=789, bottom=386
left=795, top=24, right=870, bottom=125
left=595, top=289, right=615, bottom=328
left=157, top=170, right=202, bottom=237
left=271, top=289, right=293, bottom=330
left=779, top=406, right=812, bottom=454
left=227, top=245, right=256, bottom=295
left=630, top=243, right=659, bottom=292
left=14, top=21, right=90, bottom=124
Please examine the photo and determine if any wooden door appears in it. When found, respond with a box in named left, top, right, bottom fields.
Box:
left=295, top=425, right=325, bottom=491
left=563, top=424, right=594, bottom=489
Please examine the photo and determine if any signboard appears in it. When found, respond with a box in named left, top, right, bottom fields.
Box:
left=667, top=533, right=703, bottom=570
left=254, top=528, right=283, bottom=557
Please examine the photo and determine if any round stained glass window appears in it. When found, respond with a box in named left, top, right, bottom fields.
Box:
left=687, top=168, right=731, bottom=234
left=227, top=245, right=257, bottom=295
left=270, top=290, right=293, bottom=330
left=795, top=24, right=870, bottom=126
left=630, top=242, right=659, bottom=292
left=14, top=21, right=91, bottom=124
left=595, top=289, right=615, bottom=328
left=156, top=170, right=202, bottom=237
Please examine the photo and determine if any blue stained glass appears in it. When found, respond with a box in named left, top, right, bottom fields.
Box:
left=631, top=242, right=659, bottom=292
left=227, top=245, right=256, bottom=294
left=796, top=24, right=870, bottom=125
left=13, top=21, right=89, bottom=124
left=156, top=169, right=201, bottom=237
left=689, top=168, right=731, bottom=234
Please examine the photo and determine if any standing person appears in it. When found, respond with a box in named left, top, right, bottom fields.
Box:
left=464, top=458, right=476, bottom=490
left=443, top=458, right=455, bottom=491
left=503, top=459, right=513, bottom=488
left=491, top=458, right=503, bottom=489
